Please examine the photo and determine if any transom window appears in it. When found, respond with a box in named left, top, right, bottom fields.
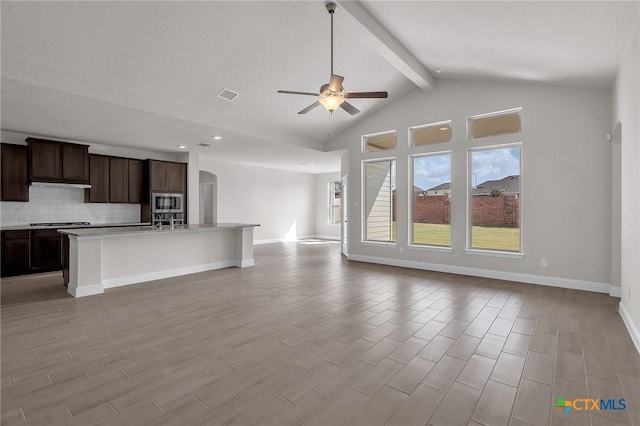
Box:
left=469, top=108, right=522, bottom=139
left=411, top=121, right=452, bottom=146
left=363, top=131, right=397, bottom=153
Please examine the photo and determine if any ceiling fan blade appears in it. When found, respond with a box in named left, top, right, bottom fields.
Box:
left=298, top=101, right=321, bottom=114
left=345, top=91, right=389, bottom=99
left=340, top=101, right=360, bottom=115
left=278, top=90, right=319, bottom=96
left=328, top=74, right=344, bottom=92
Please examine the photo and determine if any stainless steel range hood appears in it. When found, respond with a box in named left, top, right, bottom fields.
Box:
left=30, top=182, right=92, bottom=190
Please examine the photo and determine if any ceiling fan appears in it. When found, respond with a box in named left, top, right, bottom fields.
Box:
left=277, top=2, right=388, bottom=115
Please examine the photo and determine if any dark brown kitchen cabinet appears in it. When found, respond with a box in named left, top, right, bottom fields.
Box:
left=1, top=231, right=30, bottom=277
left=128, top=159, right=144, bottom=203
left=149, top=160, right=186, bottom=193
left=109, top=157, right=129, bottom=203
left=62, top=143, right=90, bottom=182
left=27, top=138, right=89, bottom=184
left=1, top=143, right=29, bottom=202
left=166, top=162, right=185, bottom=193
left=85, top=155, right=110, bottom=203
left=29, top=139, right=61, bottom=181
left=30, top=229, right=62, bottom=271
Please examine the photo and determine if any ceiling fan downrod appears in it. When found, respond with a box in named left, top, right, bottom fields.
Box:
left=326, top=2, right=337, bottom=77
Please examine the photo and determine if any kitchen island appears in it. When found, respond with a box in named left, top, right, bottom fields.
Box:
left=59, top=223, right=259, bottom=297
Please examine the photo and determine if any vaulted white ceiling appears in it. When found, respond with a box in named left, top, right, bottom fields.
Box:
left=1, top=1, right=637, bottom=173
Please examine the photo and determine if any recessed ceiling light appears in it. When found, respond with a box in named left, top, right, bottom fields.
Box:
left=434, top=68, right=443, bottom=74
left=212, top=135, right=223, bottom=140
left=177, top=145, right=187, bottom=149
left=439, top=127, right=449, bottom=131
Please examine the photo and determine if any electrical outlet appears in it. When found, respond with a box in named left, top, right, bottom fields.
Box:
left=541, top=259, right=548, bottom=268
left=399, top=247, right=404, bottom=254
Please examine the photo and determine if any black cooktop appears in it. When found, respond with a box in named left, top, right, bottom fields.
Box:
left=29, top=222, right=91, bottom=227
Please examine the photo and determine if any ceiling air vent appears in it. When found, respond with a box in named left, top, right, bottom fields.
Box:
left=217, top=88, right=239, bottom=102
left=197, top=143, right=211, bottom=147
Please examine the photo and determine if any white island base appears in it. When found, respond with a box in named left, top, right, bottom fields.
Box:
left=60, top=224, right=259, bottom=297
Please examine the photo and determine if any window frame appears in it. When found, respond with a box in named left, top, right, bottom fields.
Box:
left=361, top=157, right=397, bottom=246
left=466, top=142, right=523, bottom=258
left=409, top=150, right=453, bottom=251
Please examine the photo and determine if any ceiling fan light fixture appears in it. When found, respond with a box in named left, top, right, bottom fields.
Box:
left=319, top=93, right=345, bottom=112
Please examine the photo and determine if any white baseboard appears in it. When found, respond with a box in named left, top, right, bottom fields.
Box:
left=254, top=235, right=338, bottom=245
left=102, top=260, right=237, bottom=289
left=348, top=254, right=617, bottom=296
left=609, top=286, right=622, bottom=298
left=312, top=235, right=341, bottom=241
left=619, top=301, right=640, bottom=354
left=254, top=238, right=284, bottom=245
left=67, top=282, right=104, bottom=297
left=235, top=259, right=255, bottom=268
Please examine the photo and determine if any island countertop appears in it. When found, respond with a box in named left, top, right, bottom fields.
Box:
left=58, top=223, right=260, bottom=238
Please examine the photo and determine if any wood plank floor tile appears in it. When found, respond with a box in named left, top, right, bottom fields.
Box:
left=429, top=381, right=482, bottom=426
left=1, top=242, right=637, bottom=426
left=471, top=379, right=518, bottom=426
left=457, top=353, right=496, bottom=390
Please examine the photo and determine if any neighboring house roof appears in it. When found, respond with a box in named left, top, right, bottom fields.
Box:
left=413, top=185, right=424, bottom=193
left=473, top=175, right=520, bottom=195
left=426, top=182, right=451, bottom=191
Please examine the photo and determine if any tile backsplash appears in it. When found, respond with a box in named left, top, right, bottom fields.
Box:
left=0, top=186, right=140, bottom=226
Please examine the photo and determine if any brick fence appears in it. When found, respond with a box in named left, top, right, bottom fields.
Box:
left=393, top=194, right=519, bottom=227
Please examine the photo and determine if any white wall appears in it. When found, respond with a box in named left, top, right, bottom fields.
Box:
left=198, top=158, right=315, bottom=243
left=314, top=172, right=341, bottom=240
left=613, top=22, right=640, bottom=350
left=327, top=78, right=613, bottom=293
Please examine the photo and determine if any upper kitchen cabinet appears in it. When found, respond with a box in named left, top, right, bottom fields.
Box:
left=1, top=143, right=29, bottom=202
left=149, top=160, right=186, bottom=193
left=85, top=155, right=110, bottom=203
left=109, top=157, right=129, bottom=203
left=62, top=143, right=90, bottom=182
left=27, top=138, right=89, bottom=184
left=128, top=159, right=144, bottom=203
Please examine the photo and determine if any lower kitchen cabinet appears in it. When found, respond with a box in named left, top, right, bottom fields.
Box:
left=31, top=230, right=62, bottom=270
left=1, top=231, right=30, bottom=276
left=1, top=230, right=62, bottom=277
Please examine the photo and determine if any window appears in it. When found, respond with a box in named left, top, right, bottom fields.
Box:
left=363, top=159, right=396, bottom=242
left=328, top=180, right=341, bottom=225
left=469, top=145, right=521, bottom=252
left=411, top=153, right=452, bottom=246
left=469, top=108, right=521, bottom=139
left=411, top=121, right=452, bottom=146
left=363, top=131, right=397, bottom=152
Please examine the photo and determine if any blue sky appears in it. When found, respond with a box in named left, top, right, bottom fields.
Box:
left=410, top=147, right=520, bottom=191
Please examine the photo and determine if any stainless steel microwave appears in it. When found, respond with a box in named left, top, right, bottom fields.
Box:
left=151, top=193, right=183, bottom=213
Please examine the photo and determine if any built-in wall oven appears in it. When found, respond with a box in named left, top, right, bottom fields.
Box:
left=151, top=193, right=184, bottom=228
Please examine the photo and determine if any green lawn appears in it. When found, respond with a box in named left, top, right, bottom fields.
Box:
left=392, top=223, right=520, bottom=251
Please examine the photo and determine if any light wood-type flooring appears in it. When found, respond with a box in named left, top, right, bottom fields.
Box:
left=2, top=240, right=639, bottom=426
